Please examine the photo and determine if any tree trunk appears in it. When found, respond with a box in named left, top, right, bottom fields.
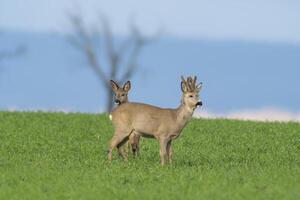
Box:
left=106, top=87, right=114, bottom=113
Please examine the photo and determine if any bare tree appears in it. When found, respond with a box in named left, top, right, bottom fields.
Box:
left=67, top=13, right=157, bottom=112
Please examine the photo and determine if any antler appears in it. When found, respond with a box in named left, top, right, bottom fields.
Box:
left=181, top=76, right=187, bottom=85
left=192, top=76, right=197, bottom=87
left=186, top=76, right=196, bottom=91
left=181, top=75, right=199, bottom=92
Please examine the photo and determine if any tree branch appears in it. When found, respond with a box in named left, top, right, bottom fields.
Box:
left=84, top=43, right=108, bottom=84
left=120, top=24, right=147, bottom=82
left=120, top=39, right=143, bottom=82
left=67, top=14, right=107, bottom=85
left=100, top=17, right=119, bottom=80
left=66, top=12, right=159, bottom=112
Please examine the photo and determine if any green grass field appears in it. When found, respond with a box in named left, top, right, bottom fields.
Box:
left=0, top=112, right=299, bottom=200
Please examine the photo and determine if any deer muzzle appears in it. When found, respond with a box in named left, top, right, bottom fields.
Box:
left=196, top=101, right=203, bottom=107
left=115, top=99, right=121, bottom=104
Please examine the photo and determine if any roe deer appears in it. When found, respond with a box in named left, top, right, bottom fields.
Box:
left=108, top=76, right=203, bottom=165
left=110, top=80, right=141, bottom=157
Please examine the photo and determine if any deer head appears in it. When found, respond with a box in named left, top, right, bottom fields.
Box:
left=110, top=80, right=131, bottom=105
left=180, top=76, right=203, bottom=111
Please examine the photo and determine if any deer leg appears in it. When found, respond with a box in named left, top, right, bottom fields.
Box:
left=107, top=131, right=130, bottom=161
left=127, top=140, right=131, bottom=154
left=130, top=132, right=140, bottom=157
left=166, top=140, right=172, bottom=164
left=134, top=134, right=140, bottom=157
left=128, top=133, right=136, bottom=156
left=159, top=138, right=168, bottom=166
left=117, top=137, right=129, bottom=161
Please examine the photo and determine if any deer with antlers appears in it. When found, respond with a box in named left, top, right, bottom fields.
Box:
left=108, top=76, right=203, bottom=165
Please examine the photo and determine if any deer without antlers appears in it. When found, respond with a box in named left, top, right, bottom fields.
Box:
left=108, top=76, right=203, bottom=165
left=110, top=80, right=141, bottom=157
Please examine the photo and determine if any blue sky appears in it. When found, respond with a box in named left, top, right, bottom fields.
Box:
left=1, top=0, right=300, bottom=43
left=0, top=0, right=300, bottom=117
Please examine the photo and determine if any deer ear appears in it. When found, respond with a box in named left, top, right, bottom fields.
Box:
left=110, top=80, right=119, bottom=92
left=123, top=81, right=131, bottom=92
left=181, top=76, right=186, bottom=83
left=181, top=81, right=188, bottom=93
left=196, top=82, right=203, bottom=92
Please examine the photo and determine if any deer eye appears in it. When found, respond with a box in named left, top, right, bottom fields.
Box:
left=122, top=94, right=125, bottom=96
left=189, top=95, right=193, bottom=98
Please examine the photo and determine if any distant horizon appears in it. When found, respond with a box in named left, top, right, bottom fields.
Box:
left=2, top=106, right=300, bottom=123
left=3, top=29, right=300, bottom=47
left=1, top=31, right=300, bottom=117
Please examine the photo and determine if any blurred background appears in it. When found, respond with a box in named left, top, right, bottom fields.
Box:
left=0, top=0, right=299, bottom=121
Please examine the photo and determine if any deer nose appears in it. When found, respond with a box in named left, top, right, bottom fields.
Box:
left=196, top=101, right=203, bottom=107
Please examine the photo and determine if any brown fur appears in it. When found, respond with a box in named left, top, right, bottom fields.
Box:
left=110, top=80, right=140, bottom=157
left=108, top=76, right=203, bottom=165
